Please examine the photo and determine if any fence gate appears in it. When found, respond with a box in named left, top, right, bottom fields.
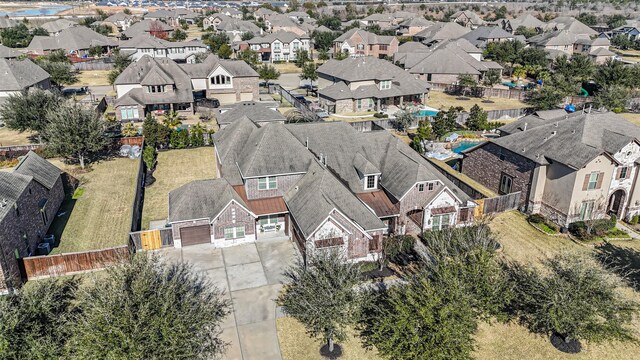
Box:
left=140, top=230, right=162, bottom=250
left=482, top=192, right=521, bottom=215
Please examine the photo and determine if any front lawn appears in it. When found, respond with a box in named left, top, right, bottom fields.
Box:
left=427, top=91, right=529, bottom=112
left=49, top=157, right=139, bottom=254
left=141, top=147, right=217, bottom=230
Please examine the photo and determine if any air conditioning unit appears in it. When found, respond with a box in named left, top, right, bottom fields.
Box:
left=37, top=242, right=51, bottom=256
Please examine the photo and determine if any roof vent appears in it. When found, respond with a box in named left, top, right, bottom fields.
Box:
left=523, top=122, right=527, bottom=131
left=0, top=199, right=6, bottom=208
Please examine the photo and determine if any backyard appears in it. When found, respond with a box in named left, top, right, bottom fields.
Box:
left=0, top=127, right=36, bottom=146
left=49, top=157, right=139, bottom=254
left=141, top=147, right=217, bottom=230
left=427, top=91, right=529, bottom=112
left=71, top=70, right=112, bottom=87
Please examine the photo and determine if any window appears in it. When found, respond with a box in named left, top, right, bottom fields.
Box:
left=120, top=106, right=140, bottom=120
left=618, top=166, right=630, bottom=179
left=147, top=85, right=165, bottom=93
left=428, top=183, right=434, bottom=191
left=431, top=214, right=451, bottom=231
left=579, top=201, right=594, bottom=221
left=380, top=80, right=391, bottom=90
left=418, top=183, right=424, bottom=192
left=357, top=43, right=364, bottom=50
left=258, top=176, right=277, bottom=190
left=175, top=103, right=189, bottom=111
left=224, top=226, right=245, bottom=239
left=211, top=75, right=231, bottom=85
left=379, top=44, right=388, bottom=51
left=426, top=74, right=432, bottom=81
left=259, top=215, right=280, bottom=226
left=587, top=172, right=599, bottom=190
left=40, top=207, right=48, bottom=225
left=499, top=174, right=513, bottom=194
left=314, top=237, right=344, bottom=248
left=365, top=175, right=377, bottom=190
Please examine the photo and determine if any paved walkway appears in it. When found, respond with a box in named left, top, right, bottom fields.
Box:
left=617, top=222, right=640, bottom=239
left=157, top=239, right=299, bottom=360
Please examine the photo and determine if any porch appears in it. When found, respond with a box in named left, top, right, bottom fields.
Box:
left=255, top=214, right=289, bottom=241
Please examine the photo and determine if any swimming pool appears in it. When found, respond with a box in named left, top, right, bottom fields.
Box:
left=452, top=141, right=484, bottom=154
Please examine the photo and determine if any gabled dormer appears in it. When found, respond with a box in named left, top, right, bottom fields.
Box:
left=140, top=67, right=175, bottom=94
left=378, top=79, right=392, bottom=91
left=353, top=153, right=381, bottom=191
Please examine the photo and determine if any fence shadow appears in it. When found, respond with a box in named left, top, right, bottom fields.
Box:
left=595, top=242, right=640, bottom=291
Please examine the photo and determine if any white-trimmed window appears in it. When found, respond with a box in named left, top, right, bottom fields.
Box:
left=120, top=106, right=139, bottom=120
left=431, top=214, right=451, bottom=231
left=258, top=176, right=277, bottom=190
left=380, top=80, right=391, bottom=90
left=259, top=215, right=279, bottom=226
left=418, top=183, right=424, bottom=192
left=580, top=201, right=594, bottom=221
left=211, top=75, right=231, bottom=85
left=224, top=226, right=245, bottom=239
left=587, top=172, right=599, bottom=190
left=365, top=175, right=377, bottom=190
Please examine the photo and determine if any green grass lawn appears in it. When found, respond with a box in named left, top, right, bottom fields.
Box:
left=141, top=147, right=217, bottom=230
left=49, top=157, right=139, bottom=254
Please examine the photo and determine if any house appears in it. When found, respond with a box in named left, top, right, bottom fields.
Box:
left=145, top=9, right=200, bottom=26
left=40, top=19, right=77, bottom=35
left=265, top=15, right=309, bottom=36
left=413, top=22, right=470, bottom=46
left=242, top=31, right=311, bottom=62
left=573, top=37, right=615, bottom=64
left=203, top=14, right=262, bottom=40
left=528, top=30, right=614, bottom=63
left=221, top=8, right=243, bottom=19
left=461, top=26, right=517, bottom=48
left=461, top=111, right=640, bottom=226
left=500, top=14, right=545, bottom=34
left=450, top=10, right=485, bottom=29
left=0, top=17, right=18, bottom=29
left=0, top=44, right=21, bottom=59
left=317, top=56, right=429, bottom=114
left=544, top=16, right=598, bottom=36
left=167, top=118, right=475, bottom=261
left=603, top=24, right=640, bottom=41
left=255, top=7, right=277, bottom=21
left=0, top=152, right=65, bottom=294
left=333, top=29, right=399, bottom=59
left=119, top=35, right=208, bottom=63
left=0, top=58, right=51, bottom=98
left=403, top=39, right=503, bottom=84
left=215, top=101, right=286, bottom=129
left=398, top=17, right=435, bottom=36
left=104, top=11, right=136, bottom=31
left=122, top=19, right=174, bottom=40
left=27, top=26, right=118, bottom=56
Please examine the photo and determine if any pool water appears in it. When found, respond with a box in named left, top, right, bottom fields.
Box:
left=452, top=141, right=484, bottom=154
left=416, top=109, right=439, bottom=117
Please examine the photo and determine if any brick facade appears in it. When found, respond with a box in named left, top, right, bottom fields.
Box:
left=245, top=174, right=304, bottom=200
left=0, top=177, right=64, bottom=294
left=462, top=142, right=537, bottom=209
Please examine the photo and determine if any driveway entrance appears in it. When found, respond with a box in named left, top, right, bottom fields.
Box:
left=157, top=239, right=299, bottom=359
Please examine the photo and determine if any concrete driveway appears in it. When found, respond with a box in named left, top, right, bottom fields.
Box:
left=158, top=239, right=299, bottom=360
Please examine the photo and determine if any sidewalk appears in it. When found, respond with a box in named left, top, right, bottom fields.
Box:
left=616, top=222, right=640, bottom=239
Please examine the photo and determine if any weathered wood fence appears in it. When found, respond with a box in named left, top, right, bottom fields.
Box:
left=477, top=192, right=522, bottom=215
left=71, top=58, right=114, bottom=71
left=22, top=246, right=130, bottom=280
left=428, top=82, right=527, bottom=100
left=129, top=228, right=174, bottom=251
left=0, top=144, right=42, bottom=160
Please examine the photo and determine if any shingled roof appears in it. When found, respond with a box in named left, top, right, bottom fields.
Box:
left=168, top=178, right=251, bottom=223
left=13, top=151, right=61, bottom=190
left=0, top=58, right=50, bottom=92
left=216, top=102, right=285, bottom=126
left=414, top=22, right=470, bottom=43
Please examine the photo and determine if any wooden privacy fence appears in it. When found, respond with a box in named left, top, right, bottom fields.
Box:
left=476, top=192, right=521, bottom=216
left=268, top=83, right=322, bottom=122
left=130, top=228, right=174, bottom=251
left=428, top=82, right=527, bottom=101
left=22, top=246, right=130, bottom=280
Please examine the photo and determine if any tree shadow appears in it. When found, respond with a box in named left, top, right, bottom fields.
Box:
left=47, top=194, right=77, bottom=249
left=595, top=242, right=640, bottom=291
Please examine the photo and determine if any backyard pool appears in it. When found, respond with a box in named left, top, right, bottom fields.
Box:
left=452, top=141, right=485, bottom=154
left=416, top=109, right=439, bottom=117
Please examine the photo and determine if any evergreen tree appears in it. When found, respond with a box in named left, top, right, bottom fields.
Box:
left=466, top=104, right=488, bottom=131
left=0, top=88, right=64, bottom=141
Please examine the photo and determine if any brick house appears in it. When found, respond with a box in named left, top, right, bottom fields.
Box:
left=462, top=111, right=640, bottom=226
left=0, top=152, right=65, bottom=294
left=167, top=117, right=475, bottom=262
left=333, top=29, right=399, bottom=59
left=449, top=10, right=485, bottom=29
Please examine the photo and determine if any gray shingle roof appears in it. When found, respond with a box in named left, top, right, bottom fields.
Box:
left=0, top=44, right=22, bottom=59
left=544, top=16, right=598, bottom=36
left=13, top=151, right=61, bottom=190
left=168, top=178, right=250, bottom=223
left=451, top=10, right=485, bottom=26
left=27, top=26, right=117, bottom=52
left=284, top=161, right=386, bottom=238
left=414, top=22, right=470, bottom=42
left=0, top=58, right=50, bottom=92
left=41, top=19, right=77, bottom=34
left=180, top=54, right=258, bottom=78
left=120, top=35, right=206, bottom=50
left=0, top=171, right=31, bottom=220
left=506, top=14, right=545, bottom=30
left=217, top=102, right=286, bottom=125
left=334, top=28, right=396, bottom=45
left=123, top=20, right=173, bottom=39
left=461, top=26, right=514, bottom=47
left=0, top=18, right=18, bottom=29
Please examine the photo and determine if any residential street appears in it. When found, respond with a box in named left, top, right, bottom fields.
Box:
left=157, top=239, right=299, bottom=360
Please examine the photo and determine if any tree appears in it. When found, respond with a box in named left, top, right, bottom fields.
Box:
left=189, top=123, right=205, bottom=147
left=171, top=28, right=187, bottom=41
left=257, top=64, right=280, bottom=87
left=0, top=23, right=32, bottom=47
left=593, top=85, right=629, bottom=113
left=295, top=49, right=310, bottom=68
left=525, top=86, right=565, bottom=110
left=148, top=20, right=168, bottom=39
left=0, top=89, right=64, bottom=141
left=595, top=58, right=630, bottom=88
left=217, top=43, right=232, bottom=59
left=121, top=122, right=138, bottom=137
left=203, top=32, right=230, bottom=53
left=162, top=110, right=182, bottom=129
left=238, top=48, right=258, bottom=67
left=318, top=49, right=329, bottom=63
left=482, top=69, right=501, bottom=100
left=0, top=277, right=79, bottom=358
left=88, top=45, right=104, bottom=58
left=142, top=113, right=160, bottom=148
left=514, top=26, right=538, bottom=39
left=393, top=110, right=415, bottom=134
left=108, top=49, right=133, bottom=85
left=142, top=145, right=156, bottom=171
left=416, top=119, right=432, bottom=140
left=512, top=66, right=526, bottom=83
left=45, top=103, right=108, bottom=169
left=31, top=26, right=48, bottom=37
left=240, top=31, right=254, bottom=41
left=277, top=249, right=360, bottom=354
left=457, top=74, right=477, bottom=97
left=445, top=106, right=462, bottom=131
left=431, top=111, right=448, bottom=140
left=36, top=60, right=78, bottom=87
left=519, top=47, right=548, bottom=68
left=92, top=24, right=112, bottom=36
left=577, top=13, right=597, bottom=26
left=69, top=254, right=231, bottom=359
left=312, top=30, right=338, bottom=51
left=299, top=62, right=318, bottom=95
left=466, top=104, right=488, bottom=131
left=504, top=253, right=637, bottom=351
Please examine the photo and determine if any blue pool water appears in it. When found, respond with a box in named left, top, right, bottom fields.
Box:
left=0, top=5, right=73, bottom=17
left=416, top=109, right=439, bottom=117
left=452, top=141, right=484, bottom=154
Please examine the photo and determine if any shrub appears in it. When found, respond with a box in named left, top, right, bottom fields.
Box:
left=373, top=112, right=388, bottom=118
left=630, top=214, right=639, bottom=225
left=528, top=213, right=545, bottom=224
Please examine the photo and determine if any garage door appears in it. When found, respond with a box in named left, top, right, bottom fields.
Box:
left=180, top=225, right=211, bottom=246
left=215, top=93, right=237, bottom=105
left=240, top=92, right=254, bottom=101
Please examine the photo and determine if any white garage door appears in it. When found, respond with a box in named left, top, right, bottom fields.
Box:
left=240, top=92, right=254, bottom=101
left=215, top=93, right=237, bottom=104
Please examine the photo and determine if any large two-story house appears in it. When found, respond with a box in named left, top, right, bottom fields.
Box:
left=450, top=10, right=485, bottom=29
left=462, top=111, right=640, bottom=226
left=317, top=56, right=430, bottom=114
left=242, top=31, right=311, bottom=63
left=0, top=58, right=51, bottom=98
left=0, top=152, right=65, bottom=294
left=27, top=26, right=117, bottom=56
left=167, top=118, right=475, bottom=262
left=333, top=29, right=399, bottom=59
left=119, top=36, right=208, bottom=63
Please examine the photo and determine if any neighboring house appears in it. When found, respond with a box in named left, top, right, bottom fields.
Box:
left=413, top=22, right=470, bottom=46
left=27, top=26, right=118, bottom=56
left=104, top=12, right=136, bottom=31
left=0, top=17, right=18, bottom=29
left=500, top=14, right=545, bottom=34
left=0, top=44, right=21, bottom=59
left=544, top=16, right=598, bottom=36
left=461, top=26, right=517, bottom=48
left=403, top=39, right=502, bottom=84
left=181, top=54, right=260, bottom=104
left=119, top=35, right=207, bottom=63
left=450, top=10, right=485, bottom=29
left=122, top=19, right=174, bottom=40
left=602, top=24, right=640, bottom=41
left=221, top=8, right=243, bottom=19
left=0, top=152, right=65, bottom=294
left=462, top=111, right=640, bottom=226
left=265, top=15, right=309, bottom=36
left=0, top=58, right=51, bottom=98
left=255, top=7, right=276, bottom=21
left=145, top=9, right=200, bottom=26
left=333, top=29, right=399, bottom=59
left=242, top=31, right=311, bottom=62
left=215, top=101, right=286, bottom=129
left=528, top=30, right=614, bottom=63
left=167, top=117, right=475, bottom=262
left=573, top=37, right=615, bottom=64
left=203, top=14, right=262, bottom=40
left=398, top=17, right=435, bottom=36
left=317, top=56, right=430, bottom=113
left=40, top=19, right=77, bottom=35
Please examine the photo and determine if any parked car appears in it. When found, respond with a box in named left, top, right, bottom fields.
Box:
left=315, top=109, right=330, bottom=118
